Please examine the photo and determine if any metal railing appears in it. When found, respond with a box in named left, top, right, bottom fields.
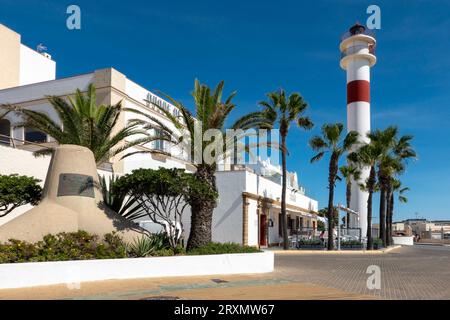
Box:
left=0, top=133, right=53, bottom=151
left=341, top=44, right=376, bottom=59
left=341, top=28, right=375, bottom=42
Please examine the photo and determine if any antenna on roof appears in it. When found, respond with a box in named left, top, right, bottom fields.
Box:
left=36, top=43, right=47, bottom=53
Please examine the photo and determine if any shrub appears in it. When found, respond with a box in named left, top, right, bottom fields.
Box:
left=187, top=242, right=260, bottom=256
left=0, top=231, right=127, bottom=263
left=0, top=174, right=42, bottom=218
left=127, top=232, right=171, bottom=257
left=298, top=239, right=323, bottom=246
left=373, top=238, right=383, bottom=247
left=341, top=240, right=363, bottom=246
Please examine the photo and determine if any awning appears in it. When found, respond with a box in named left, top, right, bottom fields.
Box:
left=269, top=205, right=315, bottom=218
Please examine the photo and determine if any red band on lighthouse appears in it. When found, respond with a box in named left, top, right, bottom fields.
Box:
left=347, top=80, right=370, bottom=104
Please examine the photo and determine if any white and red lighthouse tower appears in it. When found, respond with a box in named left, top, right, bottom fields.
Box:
left=339, top=23, right=376, bottom=237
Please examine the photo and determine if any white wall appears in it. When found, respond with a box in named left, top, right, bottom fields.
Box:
left=0, top=73, right=93, bottom=105
left=19, top=45, right=56, bottom=86
left=211, top=171, right=248, bottom=244
left=0, top=252, right=274, bottom=289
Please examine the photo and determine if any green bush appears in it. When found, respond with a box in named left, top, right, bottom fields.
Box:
left=298, top=239, right=323, bottom=246
left=0, top=174, right=42, bottom=218
left=373, top=238, right=383, bottom=246
left=0, top=231, right=127, bottom=263
left=127, top=232, right=172, bottom=257
left=0, top=233, right=261, bottom=263
left=341, top=240, right=363, bottom=246
left=187, top=242, right=260, bottom=256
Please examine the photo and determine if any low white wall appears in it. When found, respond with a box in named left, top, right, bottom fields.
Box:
left=0, top=251, right=274, bottom=289
left=392, top=236, right=414, bottom=246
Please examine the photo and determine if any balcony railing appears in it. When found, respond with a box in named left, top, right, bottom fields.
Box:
left=341, top=28, right=375, bottom=42
left=340, top=44, right=376, bottom=59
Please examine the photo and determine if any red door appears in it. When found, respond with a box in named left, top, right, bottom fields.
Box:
left=260, top=215, right=268, bottom=246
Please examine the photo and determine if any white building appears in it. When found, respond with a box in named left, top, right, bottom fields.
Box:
left=0, top=24, right=318, bottom=247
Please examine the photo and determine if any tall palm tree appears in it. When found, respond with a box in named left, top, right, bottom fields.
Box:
left=259, top=89, right=313, bottom=250
left=389, top=179, right=409, bottom=233
left=348, top=140, right=384, bottom=250
left=3, top=84, right=149, bottom=165
left=385, top=134, right=416, bottom=245
left=370, top=126, right=400, bottom=246
left=135, top=79, right=271, bottom=250
left=339, top=164, right=361, bottom=228
left=309, top=123, right=358, bottom=250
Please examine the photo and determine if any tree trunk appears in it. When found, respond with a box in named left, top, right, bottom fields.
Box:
left=186, top=165, right=217, bottom=250
left=280, top=134, right=289, bottom=250
left=388, top=189, right=395, bottom=246
left=366, top=166, right=376, bottom=250
left=385, top=183, right=392, bottom=246
left=346, top=181, right=351, bottom=229
left=327, top=153, right=338, bottom=251
left=379, top=188, right=387, bottom=247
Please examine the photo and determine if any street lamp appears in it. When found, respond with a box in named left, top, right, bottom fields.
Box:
left=336, top=204, right=360, bottom=251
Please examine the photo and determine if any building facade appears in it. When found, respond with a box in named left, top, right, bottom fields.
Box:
left=0, top=24, right=318, bottom=247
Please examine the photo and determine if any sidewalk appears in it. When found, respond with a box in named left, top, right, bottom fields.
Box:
left=266, top=245, right=401, bottom=255
left=0, top=274, right=376, bottom=300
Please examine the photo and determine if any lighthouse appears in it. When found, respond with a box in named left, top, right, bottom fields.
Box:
left=339, top=23, right=376, bottom=237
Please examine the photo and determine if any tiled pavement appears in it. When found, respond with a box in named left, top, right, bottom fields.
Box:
left=0, top=245, right=449, bottom=299
left=274, top=245, right=450, bottom=299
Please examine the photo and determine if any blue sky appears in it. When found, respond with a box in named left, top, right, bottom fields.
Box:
left=1, top=0, right=449, bottom=221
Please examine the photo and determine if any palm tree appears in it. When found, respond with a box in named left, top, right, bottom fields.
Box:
left=374, top=129, right=415, bottom=246
left=309, top=123, right=358, bottom=250
left=370, top=126, right=399, bottom=247
left=339, top=164, right=361, bottom=228
left=348, top=140, right=384, bottom=250
left=259, top=89, right=313, bottom=250
left=0, top=109, right=10, bottom=120
left=3, top=84, right=149, bottom=165
left=135, top=79, right=271, bottom=250
left=385, top=134, right=415, bottom=245
left=388, top=179, right=409, bottom=235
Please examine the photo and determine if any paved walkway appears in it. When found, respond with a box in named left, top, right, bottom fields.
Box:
left=0, top=245, right=448, bottom=300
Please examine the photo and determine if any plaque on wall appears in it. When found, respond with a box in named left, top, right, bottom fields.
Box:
left=57, top=173, right=95, bottom=198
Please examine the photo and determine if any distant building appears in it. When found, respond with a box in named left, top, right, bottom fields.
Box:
left=392, top=219, right=450, bottom=239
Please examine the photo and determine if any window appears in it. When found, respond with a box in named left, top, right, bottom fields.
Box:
left=0, top=119, right=11, bottom=145
left=154, top=129, right=165, bottom=151
left=25, top=128, right=46, bottom=143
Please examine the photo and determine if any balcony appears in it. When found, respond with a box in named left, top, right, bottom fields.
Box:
left=341, top=27, right=375, bottom=42
left=340, top=44, right=376, bottom=59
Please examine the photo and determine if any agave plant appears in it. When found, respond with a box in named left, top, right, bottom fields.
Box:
left=127, top=232, right=170, bottom=257
left=98, top=174, right=146, bottom=220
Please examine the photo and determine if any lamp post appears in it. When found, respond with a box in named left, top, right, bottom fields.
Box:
left=337, top=204, right=360, bottom=250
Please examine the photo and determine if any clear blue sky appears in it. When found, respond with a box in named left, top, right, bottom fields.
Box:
left=1, top=0, right=449, bottom=221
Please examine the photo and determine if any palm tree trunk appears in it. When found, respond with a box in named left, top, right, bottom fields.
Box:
left=281, top=134, right=289, bottom=250
left=385, top=185, right=391, bottom=246
left=327, top=153, right=338, bottom=251
left=379, top=187, right=387, bottom=247
left=366, top=166, right=376, bottom=250
left=346, top=181, right=351, bottom=229
left=388, top=190, right=395, bottom=245
left=186, top=165, right=217, bottom=250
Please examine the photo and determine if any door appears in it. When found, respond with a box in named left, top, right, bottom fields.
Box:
left=260, top=215, right=268, bottom=246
